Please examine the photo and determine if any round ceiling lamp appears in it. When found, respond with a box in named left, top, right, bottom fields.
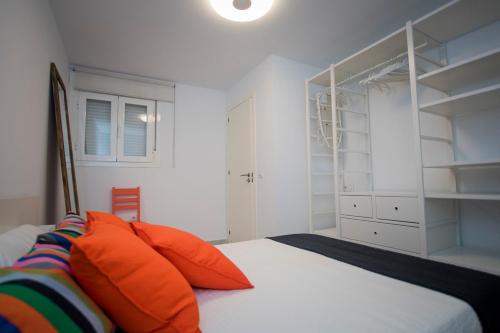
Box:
left=210, top=0, right=274, bottom=22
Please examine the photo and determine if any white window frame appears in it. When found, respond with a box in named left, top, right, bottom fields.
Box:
left=117, top=97, right=156, bottom=163
left=78, top=92, right=118, bottom=162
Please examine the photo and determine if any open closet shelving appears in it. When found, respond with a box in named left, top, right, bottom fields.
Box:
left=305, top=66, right=337, bottom=238
left=305, top=0, right=500, bottom=275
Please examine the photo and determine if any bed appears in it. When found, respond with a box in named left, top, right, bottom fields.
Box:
left=197, top=237, right=482, bottom=333
left=1, top=222, right=497, bottom=333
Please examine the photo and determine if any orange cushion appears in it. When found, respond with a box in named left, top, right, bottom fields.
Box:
left=86, top=211, right=133, bottom=233
left=132, top=222, right=253, bottom=290
left=70, top=222, right=200, bottom=333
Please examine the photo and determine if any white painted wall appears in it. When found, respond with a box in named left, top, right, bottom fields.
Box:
left=227, top=55, right=320, bottom=238
left=74, top=84, right=227, bottom=241
left=0, top=0, right=69, bottom=225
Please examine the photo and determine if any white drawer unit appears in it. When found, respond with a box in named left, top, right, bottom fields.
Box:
left=341, top=218, right=420, bottom=253
left=339, top=195, right=372, bottom=218
left=375, top=196, right=419, bottom=223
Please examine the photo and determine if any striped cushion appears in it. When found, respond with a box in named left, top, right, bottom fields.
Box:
left=13, top=244, right=71, bottom=274
left=12, top=214, right=87, bottom=275
left=36, top=214, right=87, bottom=251
left=0, top=268, right=113, bottom=333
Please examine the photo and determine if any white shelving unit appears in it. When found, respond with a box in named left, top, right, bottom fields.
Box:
left=306, top=0, right=500, bottom=275
left=305, top=65, right=337, bottom=238
left=408, top=0, right=500, bottom=275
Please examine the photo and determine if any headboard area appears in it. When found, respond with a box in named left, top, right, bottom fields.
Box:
left=0, top=196, right=41, bottom=233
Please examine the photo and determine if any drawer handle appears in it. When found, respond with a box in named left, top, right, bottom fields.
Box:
left=394, top=206, right=399, bottom=211
left=374, top=231, right=378, bottom=235
left=353, top=203, right=357, bottom=208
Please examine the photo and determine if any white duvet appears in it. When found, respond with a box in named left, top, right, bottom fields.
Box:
left=195, top=239, right=481, bottom=333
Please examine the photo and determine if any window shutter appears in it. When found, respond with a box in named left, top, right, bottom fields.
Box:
left=123, top=103, right=148, bottom=157
left=84, top=99, right=112, bottom=156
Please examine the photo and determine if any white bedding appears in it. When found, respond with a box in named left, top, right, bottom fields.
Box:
left=196, top=239, right=481, bottom=333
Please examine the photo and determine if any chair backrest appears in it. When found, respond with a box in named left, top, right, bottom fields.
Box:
left=111, top=187, right=140, bottom=222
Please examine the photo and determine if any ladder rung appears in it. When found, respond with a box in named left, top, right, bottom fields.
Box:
left=311, top=135, right=333, bottom=140
left=336, top=107, right=367, bottom=115
left=338, top=149, right=371, bottom=154
left=338, top=128, right=368, bottom=135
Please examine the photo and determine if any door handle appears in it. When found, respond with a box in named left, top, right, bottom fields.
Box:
left=239, top=172, right=254, bottom=183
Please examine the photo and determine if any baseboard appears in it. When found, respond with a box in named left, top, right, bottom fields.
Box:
left=209, top=239, right=227, bottom=245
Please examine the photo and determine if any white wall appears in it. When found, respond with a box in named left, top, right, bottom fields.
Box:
left=74, top=84, right=227, bottom=241
left=0, top=0, right=69, bottom=225
left=227, top=55, right=320, bottom=238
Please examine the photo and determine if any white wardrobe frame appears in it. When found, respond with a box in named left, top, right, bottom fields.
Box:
left=306, top=0, right=500, bottom=275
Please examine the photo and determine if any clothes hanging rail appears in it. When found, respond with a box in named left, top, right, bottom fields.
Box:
left=336, top=41, right=434, bottom=87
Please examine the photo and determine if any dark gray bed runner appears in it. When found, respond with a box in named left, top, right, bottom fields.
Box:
left=269, top=233, right=500, bottom=332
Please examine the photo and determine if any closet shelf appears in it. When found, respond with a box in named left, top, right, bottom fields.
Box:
left=420, top=135, right=452, bottom=144
left=308, top=68, right=331, bottom=87
left=420, top=83, right=500, bottom=117
left=430, top=246, right=500, bottom=276
left=425, top=192, right=500, bottom=201
left=413, top=0, right=500, bottom=45
left=424, top=159, right=500, bottom=169
left=417, top=47, right=500, bottom=92
left=313, top=227, right=338, bottom=238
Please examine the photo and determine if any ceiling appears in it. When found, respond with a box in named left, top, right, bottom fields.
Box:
left=50, top=0, right=449, bottom=89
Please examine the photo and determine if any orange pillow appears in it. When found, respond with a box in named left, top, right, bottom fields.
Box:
left=86, top=211, right=133, bottom=233
left=70, top=222, right=200, bottom=333
left=132, top=222, right=253, bottom=290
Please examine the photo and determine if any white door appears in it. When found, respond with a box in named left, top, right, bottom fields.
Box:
left=227, top=98, right=256, bottom=243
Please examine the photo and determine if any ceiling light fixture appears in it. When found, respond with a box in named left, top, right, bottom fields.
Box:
left=210, top=0, right=274, bottom=22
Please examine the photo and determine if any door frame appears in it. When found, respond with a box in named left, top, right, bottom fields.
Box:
left=226, top=95, right=258, bottom=242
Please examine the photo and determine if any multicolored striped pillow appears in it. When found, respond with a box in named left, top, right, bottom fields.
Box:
left=36, top=214, right=87, bottom=251
left=13, top=243, right=71, bottom=274
left=0, top=268, right=114, bottom=333
left=12, top=214, right=87, bottom=275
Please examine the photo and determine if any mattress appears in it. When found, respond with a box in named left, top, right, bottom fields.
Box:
left=195, top=239, right=481, bottom=333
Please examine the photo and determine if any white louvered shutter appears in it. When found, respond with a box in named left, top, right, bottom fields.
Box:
left=117, top=97, right=155, bottom=162
left=85, top=99, right=112, bottom=156
left=78, top=92, right=118, bottom=161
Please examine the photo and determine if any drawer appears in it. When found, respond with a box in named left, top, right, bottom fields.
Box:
left=375, top=196, right=419, bottom=223
left=341, top=218, right=420, bottom=253
left=340, top=195, right=372, bottom=218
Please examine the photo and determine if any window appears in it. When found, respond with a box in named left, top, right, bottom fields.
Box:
left=78, top=92, right=157, bottom=164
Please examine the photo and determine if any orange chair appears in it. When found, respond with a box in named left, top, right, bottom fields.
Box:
left=112, top=187, right=141, bottom=222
